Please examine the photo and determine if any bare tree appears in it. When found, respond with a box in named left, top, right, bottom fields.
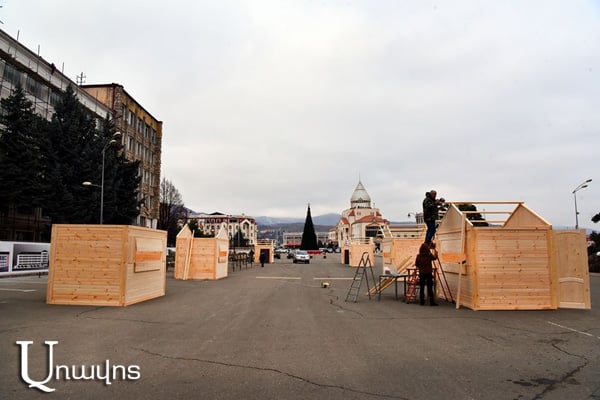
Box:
left=158, top=178, right=186, bottom=245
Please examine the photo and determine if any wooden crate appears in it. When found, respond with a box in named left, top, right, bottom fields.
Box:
left=436, top=202, right=591, bottom=310
left=174, top=225, right=229, bottom=280
left=47, top=225, right=167, bottom=306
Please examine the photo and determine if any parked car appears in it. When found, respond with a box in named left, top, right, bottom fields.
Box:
left=293, top=250, right=310, bottom=264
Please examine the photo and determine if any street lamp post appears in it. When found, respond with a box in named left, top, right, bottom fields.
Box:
left=572, top=179, right=592, bottom=230
left=83, top=132, right=121, bottom=224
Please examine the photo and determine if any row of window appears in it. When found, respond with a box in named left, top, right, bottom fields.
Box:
left=2, top=62, right=62, bottom=109
left=121, top=105, right=158, bottom=144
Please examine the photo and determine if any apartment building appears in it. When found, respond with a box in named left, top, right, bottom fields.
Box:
left=82, top=84, right=163, bottom=228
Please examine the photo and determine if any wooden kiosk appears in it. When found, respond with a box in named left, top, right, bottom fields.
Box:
left=254, top=239, right=275, bottom=264
left=341, top=238, right=374, bottom=266
left=47, top=225, right=167, bottom=306
left=175, top=224, right=229, bottom=280
left=436, top=202, right=591, bottom=310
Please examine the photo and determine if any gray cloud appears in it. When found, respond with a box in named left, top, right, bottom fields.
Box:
left=4, top=0, right=599, bottom=226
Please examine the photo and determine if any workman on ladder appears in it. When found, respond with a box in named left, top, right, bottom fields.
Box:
left=415, top=243, right=438, bottom=306
left=422, top=190, right=445, bottom=245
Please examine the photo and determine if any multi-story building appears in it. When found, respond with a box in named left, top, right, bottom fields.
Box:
left=0, top=29, right=113, bottom=241
left=187, top=212, right=257, bottom=246
left=81, top=84, right=162, bottom=228
left=0, top=28, right=162, bottom=239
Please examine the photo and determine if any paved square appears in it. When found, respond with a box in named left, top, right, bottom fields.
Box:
left=1, top=256, right=599, bottom=399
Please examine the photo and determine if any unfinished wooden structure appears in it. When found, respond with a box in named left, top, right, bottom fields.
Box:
left=341, top=238, right=374, bottom=267
left=47, top=225, right=167, bottom=306
left=254, top=239, right=275, bottom=264
left=436, top=202, right=591, bottom=310
left=381, top=225, right=426, bottom=274
left=175, top=225, right=229, bottom=280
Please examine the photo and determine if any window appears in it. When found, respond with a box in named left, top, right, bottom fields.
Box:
left=3, top=63, right=22, bottom=86
left=26, top=76, right=42, bottom=98
left=49, top=91, right=61, bottom=106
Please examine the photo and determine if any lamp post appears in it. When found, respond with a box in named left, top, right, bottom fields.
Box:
left=83, top=132, right=121, bottom=224
left=572, top=179, right=592, bottom=230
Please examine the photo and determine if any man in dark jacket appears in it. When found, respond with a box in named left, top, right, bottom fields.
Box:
left=423, top=190, right=443, bottom=245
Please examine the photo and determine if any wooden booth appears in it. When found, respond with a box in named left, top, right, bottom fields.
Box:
left=436, top=202, right=591, bottom=311
left=381, top=226, right=426, bottom=274
left=47, top=225, right=167, bottom=306
left=341, top=238, right=374, bottom=267
left=175, top=224, right=229, bottom=280
left=254, top=239, right=275, bottom=264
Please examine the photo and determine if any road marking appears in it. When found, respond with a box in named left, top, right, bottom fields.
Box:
left=256, top=276, right=301, bottom=280
left=547, top=321, right=600, bottom=340
left=0, top=288, right=36, bottom=293
left=313, top=277, right=353, bottom=280
left=0, top=280, right=47, bottom=285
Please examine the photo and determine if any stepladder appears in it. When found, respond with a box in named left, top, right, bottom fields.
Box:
left=344, top=252, right=376, bottom=303
left=405, top=268, right=420, bottom=303
left=433, top=258, right=454, bottom=303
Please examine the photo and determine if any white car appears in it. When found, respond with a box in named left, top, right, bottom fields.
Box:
left=293, top=250, right=310, bottom=264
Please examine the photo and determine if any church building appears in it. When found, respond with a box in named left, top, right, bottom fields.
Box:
left=333, top=180, right=389, bottom=244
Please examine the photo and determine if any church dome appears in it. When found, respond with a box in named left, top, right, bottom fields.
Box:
left=350, top=180, right=372, bottom=208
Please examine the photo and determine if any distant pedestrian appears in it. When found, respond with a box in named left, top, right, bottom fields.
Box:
left=415, top=242, right=438, bottom=306
left=422, top=190, right=445, bottom=245
left=259, top=253, right=266, bottom=268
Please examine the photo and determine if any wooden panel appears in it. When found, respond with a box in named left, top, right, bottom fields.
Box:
left=381, top=237, right=422, bottom=274
left=124, top=227, right=166, bottom=305
left=553, top=230, right=591, bottom=309
left=47, top=225, right=125, bottom=306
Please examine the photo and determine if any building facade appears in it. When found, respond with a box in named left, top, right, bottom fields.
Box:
left=282, top=231, right=330, bottom=248
left=0, top=29, right=114, bottom=241
left=187, top=212, right=257, bottom=246
left=82, top=84, right=163, bottom=228
left=334, top=180, right=390, bottom=244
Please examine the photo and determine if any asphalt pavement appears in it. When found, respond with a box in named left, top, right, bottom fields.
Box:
left=1, top=254, right=599, bottom=400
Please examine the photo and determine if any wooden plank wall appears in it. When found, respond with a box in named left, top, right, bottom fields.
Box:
left=47, top=225, right=126, bottom=306
left=381, top=237, right=423, bottom=274
left=123, top=227, right=167, bottom=306
left=189, top=238, right=219, bottom=280
left=474, top=229, right=553, bottom=310
left=174, top=227, right=192, bottom=280
left=552, top=230, right=591, bottom=309
left=214, top=237, right=229, bottom=280
left=439, top=229, right=474, bottom=309
left=349, top=243, right=373, bottom=267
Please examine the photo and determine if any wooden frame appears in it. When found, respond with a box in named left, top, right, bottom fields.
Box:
left=46, top=225, right=167, bottom=306
left=436, top=202, right=591, bottom=310
left=174, top=225, right=229, bottom=280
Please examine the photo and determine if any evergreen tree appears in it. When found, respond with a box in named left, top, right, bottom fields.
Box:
left=43, top=86, right=140, bottom=224
left=98, top=116, right=140, bottom=225
left=300, top=204, right=318, bottom=250
left=44, top=85, right=100, bottom=223
left=0, top=83, right=46, bottom=209
left=457, top=203, right=489, bottom=227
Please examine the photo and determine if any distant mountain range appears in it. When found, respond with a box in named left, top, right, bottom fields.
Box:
left=256, top=213, right=341, bottom=227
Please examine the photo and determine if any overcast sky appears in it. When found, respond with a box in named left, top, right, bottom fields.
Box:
left=3, top=1, right=599, bottom=227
